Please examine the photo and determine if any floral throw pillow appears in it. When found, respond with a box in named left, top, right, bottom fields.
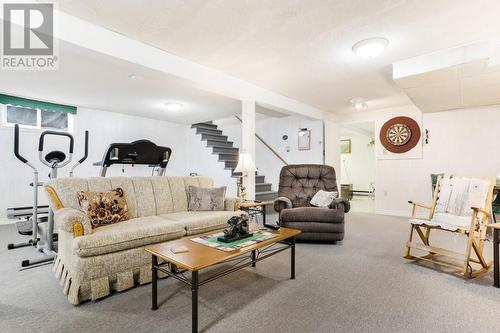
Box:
left=188, top=186, right=226, bottom=211
left=77, top=188, right=129, bottom=228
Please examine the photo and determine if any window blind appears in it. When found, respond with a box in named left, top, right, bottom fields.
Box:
left=0, top=93, right=77, bottom=114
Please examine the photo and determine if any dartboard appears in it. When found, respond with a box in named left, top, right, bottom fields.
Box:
left=386, top=123, right=411, bottom=146
left=380, top=116, right=421, bottom=154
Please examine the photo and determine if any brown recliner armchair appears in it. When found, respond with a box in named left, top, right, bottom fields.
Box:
left=274, top=164, right=350, bottom=242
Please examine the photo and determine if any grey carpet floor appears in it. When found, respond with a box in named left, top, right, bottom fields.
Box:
left=1, top=212, right=499, bottom=333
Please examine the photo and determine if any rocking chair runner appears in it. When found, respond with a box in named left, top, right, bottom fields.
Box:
left=405, top=175, right=495, bottom=278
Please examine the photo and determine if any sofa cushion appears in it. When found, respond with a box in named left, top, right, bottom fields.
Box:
left=150, top=177, right=175, bottom=215
left=73, top=216, right=185, bottom=257
left=281, top=207, right=344, bottom=223
left=132, top=178, right=156, bottom=217
left=159, top=211, right=239, bottom=235
left=110, top=178, right=138, bottom=218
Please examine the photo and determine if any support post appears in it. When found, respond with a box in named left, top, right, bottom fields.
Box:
left=291, top=236, right=296, bottom=279
left=241, top=100, right=256, bottom=200
left=495, top=229, right=499, bottom=287
left=192, top=271, right=199, bottom=333
left=152, top=255, right=158, bottom=310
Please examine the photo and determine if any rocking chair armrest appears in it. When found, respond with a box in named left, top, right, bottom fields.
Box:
left=471, top=207, right=491, bottom=217
left=408, top=201, right=432, bottom=210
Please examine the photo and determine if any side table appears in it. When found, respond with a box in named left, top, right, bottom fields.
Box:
left=238, top=200, right=277, bottom=230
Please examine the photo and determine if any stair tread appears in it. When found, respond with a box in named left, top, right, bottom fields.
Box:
left=192, top=122, right=217, bottom=128
left=256, top=182, right=272, bottom=186
left=203, top=136, right=230, bottom=142
left=211, top=146, right=237, bottom=150
left=196, top=128, right=223, bottom=135
left=255, top=190, right=278, bottom=195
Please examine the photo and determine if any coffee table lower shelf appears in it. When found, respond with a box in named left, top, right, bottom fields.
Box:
left=146, top=228, right=300, bottom=333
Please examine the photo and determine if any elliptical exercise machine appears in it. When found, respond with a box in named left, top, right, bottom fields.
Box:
left=9, top=124, right=89, bottom=268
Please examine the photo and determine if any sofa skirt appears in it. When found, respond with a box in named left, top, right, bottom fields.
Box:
left=53, top=246, right=163, bottom=305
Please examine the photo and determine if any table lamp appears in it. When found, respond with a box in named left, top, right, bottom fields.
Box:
left=234, top=153, right=256, bottom=201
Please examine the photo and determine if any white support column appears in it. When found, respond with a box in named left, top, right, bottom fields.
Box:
left=241, top=100, right=256, bottom=200
left=324, top=120, right=341, bottom=171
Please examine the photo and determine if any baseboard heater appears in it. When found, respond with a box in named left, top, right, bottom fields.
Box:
left=351, top=190, right=371, bottom=197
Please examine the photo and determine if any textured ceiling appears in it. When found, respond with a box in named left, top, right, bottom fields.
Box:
left=52, top=0, right=500, bottom=114
left=0, top=40, right=240, bottom=124
left=395, top=59, right=500, bottom=112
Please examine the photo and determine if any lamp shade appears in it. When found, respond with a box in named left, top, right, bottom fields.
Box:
left=234, top=153, right=256, bottom=174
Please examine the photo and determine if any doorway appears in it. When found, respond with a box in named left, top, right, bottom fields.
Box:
left=339, top=122, right=375, bottom=213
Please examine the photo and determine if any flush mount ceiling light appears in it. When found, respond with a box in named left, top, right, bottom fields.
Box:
left=352, top=37, right=389, bottom=59
left=164, top=102, right=183, bottom=111
left=349, top=98, right=368, bottom=110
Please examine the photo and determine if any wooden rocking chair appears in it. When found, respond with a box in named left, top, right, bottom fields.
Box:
left=405, top=175, right=495, bottom=278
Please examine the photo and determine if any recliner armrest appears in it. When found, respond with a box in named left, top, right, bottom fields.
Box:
left=274, top=197, right=293, bottom=213
left=54, top=208, right=92, bottom=237
left=330, top=198, right=350, bottom=213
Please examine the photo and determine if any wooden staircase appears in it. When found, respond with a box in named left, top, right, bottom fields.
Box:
left=191, top=121, right=278, bottom=202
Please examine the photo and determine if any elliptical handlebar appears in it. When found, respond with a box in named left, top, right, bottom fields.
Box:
left=38, top=130, right=74, bottom=153
left=38, top=129, right=74, bottom=168
left=79, top=130, right=89, bottom=164
left=13, top=124, right=28, bottom=164
left=69, top=130, right=90, bottom=177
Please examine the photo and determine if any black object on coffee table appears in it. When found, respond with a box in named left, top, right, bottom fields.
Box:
left=217, top=214, right=253, bottom=243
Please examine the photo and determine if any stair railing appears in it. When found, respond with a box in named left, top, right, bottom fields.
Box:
left=235, top=115, right=288, bottom=166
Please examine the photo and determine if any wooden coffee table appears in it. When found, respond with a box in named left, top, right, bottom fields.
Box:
left=145, top=227, right=301, bottom=333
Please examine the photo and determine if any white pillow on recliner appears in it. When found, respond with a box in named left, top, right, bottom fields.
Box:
left=310, top=190, right=338, bottom=208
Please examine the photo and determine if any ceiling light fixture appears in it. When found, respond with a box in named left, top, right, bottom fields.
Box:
left=128, top=74, right=139, bottom=79
left=349, top=98, right=368, bottom=111
left=164, top=102, right=183, bottom=111
left=352, top=37, right=389, bottom=59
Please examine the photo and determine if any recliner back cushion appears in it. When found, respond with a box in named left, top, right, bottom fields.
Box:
left=278, top=164, right=338, bottom=208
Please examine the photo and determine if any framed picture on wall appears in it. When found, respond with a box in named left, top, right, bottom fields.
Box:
left=340, top=139, right=351, bottom=154
left=298, top=128, right=311, bottom=150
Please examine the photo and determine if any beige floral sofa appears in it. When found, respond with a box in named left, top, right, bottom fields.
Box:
left=45, top=176, right=240, bottom=305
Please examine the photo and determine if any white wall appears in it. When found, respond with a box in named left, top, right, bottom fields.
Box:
left=216, top=115, right=324, bottom=190
left=0, top=107, right=236, bottom=218
left=340, top=128, right=375, bottom=191
left=328, top=105, right=500, bottom=216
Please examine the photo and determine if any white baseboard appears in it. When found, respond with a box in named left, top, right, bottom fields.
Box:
left=375, top=209, right=409, bottom=217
